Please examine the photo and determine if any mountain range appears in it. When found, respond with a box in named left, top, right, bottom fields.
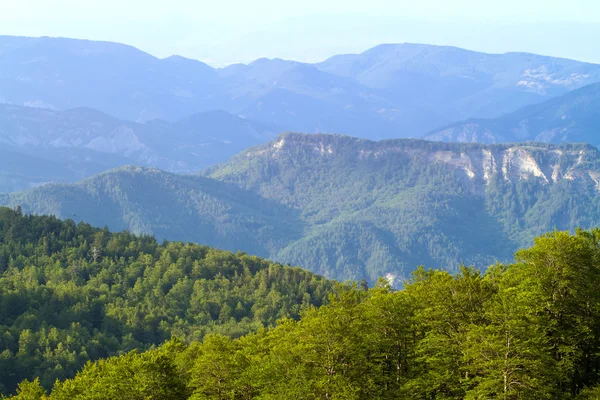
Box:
left=0, top=104, right=277, bottom=192
left=2, top=36, right=600, bottom=138
left=425, top=82, right=600, bottom=145
left=3, top=76, right=600, bottom=194
left=3, top=133, right=600, bottom=283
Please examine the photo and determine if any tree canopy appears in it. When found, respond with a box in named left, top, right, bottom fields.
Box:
left=0, top=207, right=337, bottom=395
left=5, top=219, right=600, bottom=398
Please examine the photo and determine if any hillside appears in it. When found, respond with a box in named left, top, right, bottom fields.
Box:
left=7, top=229, right=600, bottom=399
left=4, top=134, right=600, bottom=283
left=0, top=104, right=278, bottom=192
left=2, top=36, right=600, bottom=138
left=0, top=207, right=336, bottom=395
left=425, top=82, right=600, bottom=145
left=0, top=166, right=301, bottom=257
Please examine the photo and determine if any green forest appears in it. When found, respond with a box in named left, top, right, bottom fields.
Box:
left=0, top=207, right=337, bottom=395
left=3, top=208, right=600, bottom=398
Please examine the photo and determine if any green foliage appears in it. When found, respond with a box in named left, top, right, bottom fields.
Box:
left=0, top=207, right=336, bottom=395
left=49, top=344, right=188, bottom=400
left=9, top=228, right=600, bottom=399
left=578, top=385, right=600, bottom=399
left=3, top=379, right=47, bottom=400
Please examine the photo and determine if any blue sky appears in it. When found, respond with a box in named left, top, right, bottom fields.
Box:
left=1, top=0, right=599, bottom=66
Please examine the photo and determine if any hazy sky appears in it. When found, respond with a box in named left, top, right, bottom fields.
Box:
left=1, top=0, right=599, bottom=66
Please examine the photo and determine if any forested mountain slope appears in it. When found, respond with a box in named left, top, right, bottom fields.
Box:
left=0, top=208, right=336, bottom=395
left=425, top=82, right=600, bottom=145
left=0, top=166, right=301, bottom=257
left=4, top=134, right=600, bottom=284
left=207, top=133, right=600, bottom=282
left=8, top=229, right=600, bottom=399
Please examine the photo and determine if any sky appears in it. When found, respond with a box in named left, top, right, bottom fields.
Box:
left=1, top=0, right=599, bottom=66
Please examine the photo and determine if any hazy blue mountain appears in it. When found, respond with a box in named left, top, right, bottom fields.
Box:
left=4, top=134, right=600, bottom=283
left=425, top=82, right=600, bottom=145
left=213, top=58, right=440, bottom=137
left=0, top=104, right=278, bottom=192
left=0, top=36, right=218, bottom=122
left=2, top=36, right=599, bottom=138
left=317, top=43, right=600, bottom=122
left=0, top=36, right=397, bottom=136
left=0, top=147, right=89, bottom=193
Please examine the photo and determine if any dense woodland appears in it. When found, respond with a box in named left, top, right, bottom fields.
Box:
left=0, top=208, right=336, bottom=395
left=2, top=209, right=600, bottom=398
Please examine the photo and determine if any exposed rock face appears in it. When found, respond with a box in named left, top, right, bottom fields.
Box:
left=247, top=133, right=600, bottom=193
left=83, top=126, right=147, bottom=155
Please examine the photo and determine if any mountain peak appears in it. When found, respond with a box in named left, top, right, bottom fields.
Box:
left=161, top=54, right=215, bottom=72
left=364, top=42, right=470, bottom=54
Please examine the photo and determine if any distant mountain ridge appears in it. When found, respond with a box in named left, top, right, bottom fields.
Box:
left=317, top=43, right=600, bottom=122
left=0, top=103, right=278, bottom=192
left=425, top=82, right=600, bottom=145
left=4, top=133, right=600, bottom=283
left=2, top=36, right=600, bottom=138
